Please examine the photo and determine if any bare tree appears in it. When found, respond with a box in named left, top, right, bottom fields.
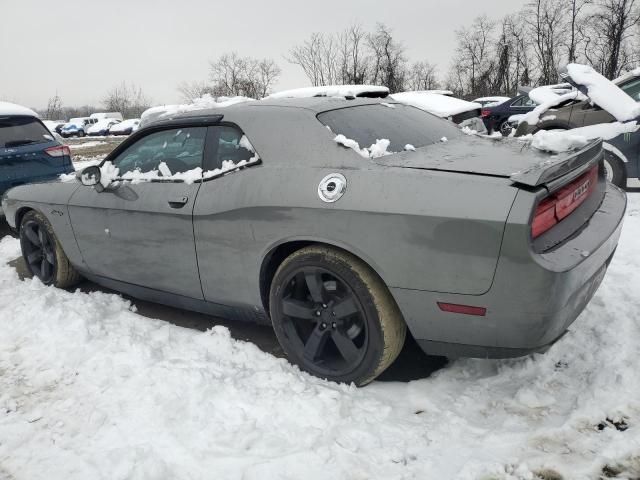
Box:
left=583, top=0, right=640, bottom=77
left=337, top=25, right=370, bottom=84
left=367, top=23, right=408, bottom=93
left=209, top=53, right=281, bottom=98
left=407, top=61, right=440, bottom=90
left=567, top=0, right=592, bottom=62
left=288, top=33, right=340, bottom=86
left=177, top=81, right=213, bottom=102
left=526, top=0, right=566, bottom=85
left=102, top=82, right=150, bottom=118
left=450, top=16, right=496, bottom=97
left=45, top=94, right=63, bottom=120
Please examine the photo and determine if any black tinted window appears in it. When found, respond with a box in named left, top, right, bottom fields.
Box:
left=317, top=104, right=460, bottom=153
left=0, top=116, right=52, bottom=148
left=621, top=78, right=640, bottom=101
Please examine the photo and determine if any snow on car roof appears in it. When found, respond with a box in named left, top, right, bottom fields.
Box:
left=0, top=101, right=38, bottom=117
left=566, top=64, right=640, bottom=121
left=390, top=91, right=481, bottom=118
left=473, top=96, right=511, bottom=103
left=140, top=95, right=255, bottom=127
left=265, top=85, right=389, bottom=99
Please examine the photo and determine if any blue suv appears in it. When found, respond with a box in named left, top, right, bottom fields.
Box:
left=1, top=109, right=74, bottom=216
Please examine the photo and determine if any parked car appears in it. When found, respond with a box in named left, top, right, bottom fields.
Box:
left=109, top=118, right=140, bottom=135
left=1, top=98, right=625, bottom=385
left=87, top=118, right=121, bottom=136
left=0, top=102, right=74, bottom=215
left=473, top=96, right=511, bottom=107
left=515, top=70, right=640, bottom=188
left=481, top=94, right=537, bottom=135
left=42, top=120, right=66, bottom=135
left=90, top=112, right=124, bottom=121
left=61, top=117, right=97, bottom=138
left=391, top=91, right=486, bottom=132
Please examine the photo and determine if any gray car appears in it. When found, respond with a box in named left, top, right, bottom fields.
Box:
left=1, top=97, right=626, bottom=385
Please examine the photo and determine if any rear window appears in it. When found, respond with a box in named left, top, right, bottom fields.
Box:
left=317, top=104, right=461, bottom=153
left=0, top=116, right=52, bottom=148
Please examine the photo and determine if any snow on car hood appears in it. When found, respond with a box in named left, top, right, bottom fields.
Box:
left=140, top=94, right=254, bottom=128
left=265, top=85, right=389, bottom=99
left=390, top=92, right=481, bottom=118
left=566, top=63, right=640, bottom=121
left=87, top=120, right=118, bottom=134
left=0, top=101, right=38, bottom=117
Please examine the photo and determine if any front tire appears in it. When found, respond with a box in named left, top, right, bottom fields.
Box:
left=269, top=245, right=406, bottom=386
left=604, top=150, right=626, bottom=189
left=19, top=210, right=82, bottom=288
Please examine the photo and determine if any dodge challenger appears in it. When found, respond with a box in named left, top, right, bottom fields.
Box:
left=1, top=97, right=626, bottom=385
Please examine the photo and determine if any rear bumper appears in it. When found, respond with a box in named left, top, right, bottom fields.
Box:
left=392, top=182, right=626, bottom=358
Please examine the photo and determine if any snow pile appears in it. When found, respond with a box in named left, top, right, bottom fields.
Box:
left=567, top=63, right=640, bottom=121
left=140, top=95, right=254, bottom=128
left=2, top=197, right=640, bottom=478
left=265, top=85, right=389, bottom=99
left=391, top=91, right=481, bottom=118
left=527, top=121, right=639, bottom=153
left=519, top=90, right=585, bottom=126
left=0, top=101, right=38, bottom=117
left=334, top=134, right=392, bottom=158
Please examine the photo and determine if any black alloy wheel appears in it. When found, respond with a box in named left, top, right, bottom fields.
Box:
left=269, top=246, right=406, bottom=385
left=279, top=266, right=367, bottom=375
left=20, top=219, right=56, bottom=284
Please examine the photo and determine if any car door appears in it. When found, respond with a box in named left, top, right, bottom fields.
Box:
left=192, top=124, right=261, bottom=307
left=68, top=126, right=208, bottom=299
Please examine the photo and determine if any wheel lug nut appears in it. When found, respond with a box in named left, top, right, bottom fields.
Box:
left=315, top=310, right=321, bottom=316
left=321, top=323, right=327, bottom=329
left=332, top=322, right=337, bottom=328
left=322, top=304, right=327, bottom=308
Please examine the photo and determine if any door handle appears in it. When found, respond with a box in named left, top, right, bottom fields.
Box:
left=168, top=196, right=189, bottom=208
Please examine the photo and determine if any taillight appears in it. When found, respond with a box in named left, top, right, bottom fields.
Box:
left=45, top=145, right=71, bottom=157
left=531, top=166, right=598, bottom=239
left=480, top=109, right=491, bottom=118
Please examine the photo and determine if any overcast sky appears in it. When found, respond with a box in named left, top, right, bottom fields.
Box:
left=2, top=0, right=528, bottom=110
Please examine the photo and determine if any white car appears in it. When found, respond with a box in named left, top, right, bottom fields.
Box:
left=108, top=118, right=140, bottom=135
left=90, top=112, right=123, bottom=121
left=391, top=91, right=487, bottom=133
left=87, top=118, right=121, bottom=136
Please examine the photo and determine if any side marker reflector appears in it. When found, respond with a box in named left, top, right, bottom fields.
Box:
left=437, top=302, right=487, bottom=316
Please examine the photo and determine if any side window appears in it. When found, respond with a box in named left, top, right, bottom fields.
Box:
left=524, top=97, right=537, bottom=107
left=511, top=97, right=524, bottom=107
left=213, top=125, right=258, bottom=169
left=621, top=78, right=640, bottom=101
left=113, top=127, right=207, bottom=177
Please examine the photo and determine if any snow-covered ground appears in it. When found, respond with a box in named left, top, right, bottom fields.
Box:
left=1, top=195, right=640, bottom=479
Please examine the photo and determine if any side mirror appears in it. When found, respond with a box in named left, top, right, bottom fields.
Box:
left=79, top=165, right=104, bottom=192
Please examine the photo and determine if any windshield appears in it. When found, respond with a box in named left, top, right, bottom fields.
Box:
left=0, top=116, right=52, bottom=148
left=317, top=103, right=461, bottom=153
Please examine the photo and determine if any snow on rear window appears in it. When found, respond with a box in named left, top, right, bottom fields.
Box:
left=318, top=103, right=460, bottom=156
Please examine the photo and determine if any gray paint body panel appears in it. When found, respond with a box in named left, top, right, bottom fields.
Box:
left=0, top=97, right=627, bottom=359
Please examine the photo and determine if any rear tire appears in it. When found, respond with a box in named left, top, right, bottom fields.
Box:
left=78, top=130, right=85, bottom=138
left=604, top=150, right=626, bottom=189
left=269, top=245, right=406, bottom=386
left=19, top=210, right=82, bottom=288
left=498, top=120, right=513, bottom=136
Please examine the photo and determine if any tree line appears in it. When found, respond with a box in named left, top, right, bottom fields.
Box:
left=32, top=0, right=640, bottom=118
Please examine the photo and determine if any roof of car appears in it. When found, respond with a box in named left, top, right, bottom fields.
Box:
left=146, top=97, right=399, bottom=127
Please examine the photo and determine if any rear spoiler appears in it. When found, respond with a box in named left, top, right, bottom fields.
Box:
left=510, top=139, right=603, bottom=187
